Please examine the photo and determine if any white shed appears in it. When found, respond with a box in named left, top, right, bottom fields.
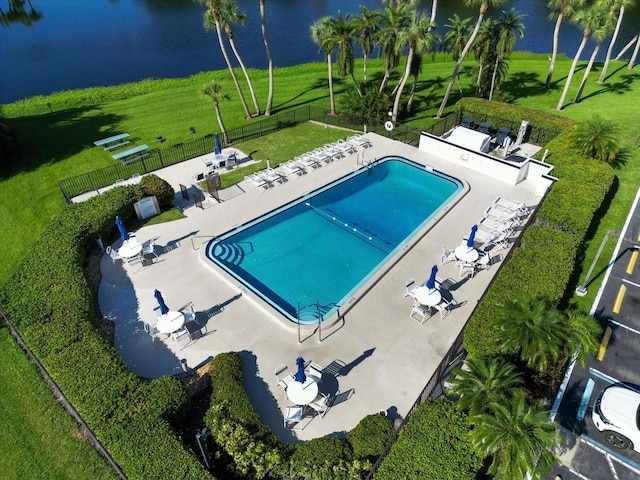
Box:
left=445, top=127, right=491, bottom=153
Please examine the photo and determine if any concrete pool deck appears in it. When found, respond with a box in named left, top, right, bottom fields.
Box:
left=98, top=132, right=545, bottom=442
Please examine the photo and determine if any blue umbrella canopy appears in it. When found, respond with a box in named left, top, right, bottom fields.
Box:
left=214, top=133, right=222, bottom=154
left=467, top=225, right=478, bottom=248
left=426, top=265, right=438, bottom=290
left=116, top=216, right=129, bottom=242
left=154, top=289, right=169, bottom=315
left=294, top=356, right=306, bottom=383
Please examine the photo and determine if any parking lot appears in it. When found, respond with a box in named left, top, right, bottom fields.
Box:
left=547, top=188, right=640, bottom=479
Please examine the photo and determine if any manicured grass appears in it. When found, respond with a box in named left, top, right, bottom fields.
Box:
left=0, top=326, right=116, bottom=480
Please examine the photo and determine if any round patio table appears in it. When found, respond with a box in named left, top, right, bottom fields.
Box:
left=454, top=245, right=479, bottom=263
left=118, top=239, right=142, bottom=259
left=156, top=311, right=185, bottom=334
left=286, top=376, right=319, bottom=406
left=413, top=286, right=442, bottom=307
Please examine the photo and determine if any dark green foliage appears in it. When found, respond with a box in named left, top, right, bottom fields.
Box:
left=347, top=413, right=396, bottom=462
left=0, top=116, right=16, bottom=163
left=374, top=398, right=482, bottom=479
left=290, top=436, right=362, bottom=480
left=138, top=173, right=175, bottom=209
left=0, top=187, right=212, bottom=479
left=339, top=82, right=393, bottom=120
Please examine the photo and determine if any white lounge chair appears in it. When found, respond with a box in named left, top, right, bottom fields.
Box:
left=282, top=160, right=304, bottom=176
left=245, top=172, right=268, bottom=189
left=296, top=153, right=319, bottom=170
left=494, top=197, right=527, bottom=214
left=479, top=217, right=515, bottom=234
left=336, top=138, right=356, bottom=154
left=485, top=206, right=521, bottom=224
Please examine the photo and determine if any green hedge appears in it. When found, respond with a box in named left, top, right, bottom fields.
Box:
left=0, top=186, right=212, bottom=480
left=460, top=100, right=615, bottom=358
left=373, top=398, right=482, bottom=479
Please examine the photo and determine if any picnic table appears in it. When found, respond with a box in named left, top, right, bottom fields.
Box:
left=94, top=133, right=130, bottom=151
left=112, top=144, right=149, bottom=162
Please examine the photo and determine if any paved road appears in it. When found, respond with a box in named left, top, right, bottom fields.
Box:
left=547, top=188, right=640, bottom=480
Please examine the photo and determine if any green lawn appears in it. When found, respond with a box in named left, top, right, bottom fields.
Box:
left=1, top=53, right=639, bottom=476
left=0, top=326, right=116, bottom=480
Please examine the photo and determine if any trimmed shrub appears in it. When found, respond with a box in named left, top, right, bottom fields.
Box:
left=347, top=413, right=395, bottom=462
left=373, top=398, right=482, bottom=479
left=290, top=436, right=365, bottom=480
left=138, top=173, right=175, bottom=209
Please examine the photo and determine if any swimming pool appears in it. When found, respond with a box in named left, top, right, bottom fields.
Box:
left=206, top=156, right=463, bottom=324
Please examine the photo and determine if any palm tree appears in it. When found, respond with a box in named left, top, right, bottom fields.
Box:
left=259, top=0, right=274, bottom=115
left=564, top=310, right=603, bottom=367
left=436, top=0, right=508, bottom=118
left=555, top=4, right=610, bottom=110
left=489, top=8, right=525, bottom=100
left=598, top=0, right=636, bottom=83
left=567, top=115, right=620, bottom=163
left=447, top=355, right=523, bottom=416
left=470, top=391, right=558, bottom=480
left=351, top=6, right=381, bottom=82
left=546, top=0, right=586, bottom=89
left=200, top=1, right=251, bottom=119
left=490, top=294, right=565, bottom=373
left=219, top=0, right=260, bottom=116
left=310, top=17, right=338, bottom=115
left=328, top=11, right=362, bottom=97
left=202, top=80, right=231, bottom=144
left=471, top=18, right=497, bottom=97
left=630, top=32, right=640, bottom=69
left=574, top=11, right=616, bottom=103
left=391, top=10, right=436, bottom=122
left=405, top=52, right=423, bottom=114
left=377, top=2, right=412, bottom=94
left=442, top=14, right=473, bottom=95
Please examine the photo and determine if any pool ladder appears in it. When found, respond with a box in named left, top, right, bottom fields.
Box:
left=356, top=152, right=375, bottom=175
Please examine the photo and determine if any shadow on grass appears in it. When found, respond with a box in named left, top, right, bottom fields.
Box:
left=1, top=106, right=127, bottom=177
left=578, top=72, right=640, bottom=103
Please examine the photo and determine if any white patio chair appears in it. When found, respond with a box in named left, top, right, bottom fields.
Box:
left=106, top=245, right=121, bottom=264
left=172, top=320, right=205, bottom=349
left=479, top=217, right=515, bottom=234
left=308, top=392, right=330, bottom=416
left=178, top=302, right=196, bottom=323
left=336, top=138, right=356, bottom=154
left=307, top=362, right=324, bottom=383
left=403, top=278, right=417, bottom=298
left=410, top=299, right=432, bottom=324
left=433, top=298, right=451, bottom=320
left=275, top=364, right=294, bottom=390
left=245, top=172, right=269, bottom=189
left=459, top=262, right=476, bottom=279
left=296, top=153, right=319, bottom=170
left=142, top=239, right=159, bottom=260
left=141, top=320, right=165, bottom=342
left=476, top=251, right=492, bottom=271
left=323, top=143, right=343, bottom=160
left=283, top=406, right=304, bottom=430
left=441, top=246, right=457, bottom=265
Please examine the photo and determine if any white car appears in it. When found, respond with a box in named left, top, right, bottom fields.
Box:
left=592, top=384, right=640, bottom=452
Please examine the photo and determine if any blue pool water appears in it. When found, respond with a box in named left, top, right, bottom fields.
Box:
left=206, top=157, right=462, bottom=323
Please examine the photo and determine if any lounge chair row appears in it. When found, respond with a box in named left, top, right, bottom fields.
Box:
left=474, top=197, right=529, bottom=250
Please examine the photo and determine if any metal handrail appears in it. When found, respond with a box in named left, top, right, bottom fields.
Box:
left=190, top=235, right=217, bottom=251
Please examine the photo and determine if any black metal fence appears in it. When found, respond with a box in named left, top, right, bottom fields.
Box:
left=58, top=105, right=454, bottom=202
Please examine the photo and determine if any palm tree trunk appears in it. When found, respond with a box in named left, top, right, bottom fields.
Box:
left=556, top=35, right=589, bottom=110
left=629, top=33, right=640, bottom=69
left=259, top=0, right=274, bottom=116
left=430, top=0, right=438, bottom=24
left=214, top=102, right=229, bottom=144
left=575, top=43, right=601, bottom=103
left=489, top=55, right=500, bottom=101
left=363, top=52, right=368, bottom=82
left=327, top=53, right=335, bottom=115
left=436, top=13, right=485, bottom=118
left=226, top=29, right=261, bottom=116
left=546, top=13, right=564, bottom=89
left=598, top=6, right=625, bottom=83
left=392, top=48, right=415, bottom=122
left=379, top=70, right=391, bottom=94
left=406, top=73, right=419, bottom=114
left=213, top=18, right=251, bottom=119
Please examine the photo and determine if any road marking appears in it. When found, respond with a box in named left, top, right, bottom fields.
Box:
left=597, top=327, right=612, bottom=361
left=627, top=250, right=638, bottom=274
left=612, top=285, right=626, bottom=313
left=606, top=455, right=621, bottom=480
left=622, top=278, right=640, bottom=288
left=581, top=436, right=640, bottom=474
left=577, top=378, right=595, bottom=421
left=609, top=319, right=640, bottom=336
left=589, top=367, right=618, bottom=384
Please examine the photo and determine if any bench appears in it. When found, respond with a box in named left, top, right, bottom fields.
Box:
left=112, top=144, right=149, bottom=161
left=94, top=133, right=130, bottom=148
left=104, top=140, right=131, bottom=151
left=123, top=153, right=150, bottom=165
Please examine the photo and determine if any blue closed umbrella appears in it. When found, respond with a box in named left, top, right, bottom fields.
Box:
left=426, top=265, right=438, bottom=290
left=467, top=225, right=478, bottom=248
left=154, top=289, right=169, bottom=315
left=214, top=133, right=222, bottom=154
left=115, top=216, right=129, bottom=242
left=294, top=356, right=306, bottom=383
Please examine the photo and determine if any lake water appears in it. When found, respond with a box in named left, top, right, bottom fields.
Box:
left=1, top=0, right=638, bottom=104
